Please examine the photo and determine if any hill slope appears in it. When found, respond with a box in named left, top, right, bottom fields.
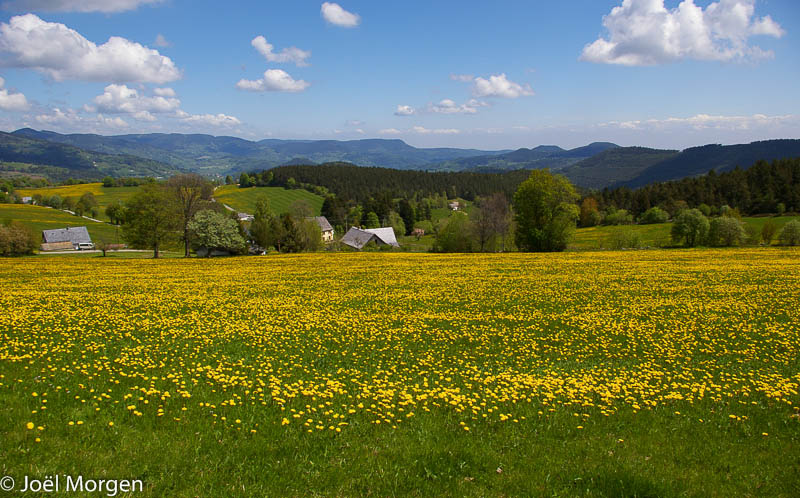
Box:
left=561, top=147, right=679, bottom=189
left=429, top=142, right=619, bottom=172
left=0, top=131, right=180, bottom=181
left=624, top=140, right=800, bottom=188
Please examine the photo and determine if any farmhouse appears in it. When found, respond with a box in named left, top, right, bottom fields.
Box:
left=341, top=227, right=399, bottom=250
left=237, top=212, right=254, bottom=222
left=41, top=226, right=92, bottom=250
left=448, top=201, right=460, bottom=211
left=309, top=216, right=334, bottom=242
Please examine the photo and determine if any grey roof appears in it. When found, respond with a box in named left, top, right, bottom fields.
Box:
left=42, top=226, right=92, bottom=245
left=341, top=227, right=399, bottom=250
left=308, top=216, right=333, bottom=233
left=365, top=227, right=399, bottom=246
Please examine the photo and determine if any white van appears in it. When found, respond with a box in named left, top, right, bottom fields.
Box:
left=77, top=242, right=95, bottom=250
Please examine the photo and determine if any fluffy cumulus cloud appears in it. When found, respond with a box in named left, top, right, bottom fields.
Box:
left=1, top=0, right=163, bottom=13
left=236, top=69, right=310, bottom=92
left=0, top=14, right=181, bottom=83
left=378, top=128, right=402, bottom=135
left=581, top=0, right=785, bottom=65
left=321, top=2, right=360, bottom=28
left=251, top=36, right=310, bottom=67
left=87, top=84, right=180, bottom=121
left=472, top=74, right=534, bottom=98
left=0, top=76, right=28, bottom=111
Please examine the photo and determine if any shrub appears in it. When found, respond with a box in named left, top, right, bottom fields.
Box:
left=671, top=209, right=709, bottom=247
left=639, top=207, right=669, bottom=225
left=603, top=208, right=633, bottom=226
left=607, top=228, right=643, bottom=250
left=761, top=220, right=778, bottom=245
left=0, top=222, right=38, bottom=256
left=708, top=216, right=747, bottom=247
left=778, top=220, right=800, bottom=246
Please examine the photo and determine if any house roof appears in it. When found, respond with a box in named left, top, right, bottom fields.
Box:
left=42, top=226, right=92, bottom=245
left=341, top=227, right=399, bottom=249
left=310, top=216, right=333, bottom=233
left=364, top=227, right=399, bottom=246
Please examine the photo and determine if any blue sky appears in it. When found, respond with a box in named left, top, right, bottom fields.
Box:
left=0, top=0, right=797, bottom=150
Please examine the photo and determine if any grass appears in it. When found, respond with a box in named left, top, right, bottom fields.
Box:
left=213, top=185, right=324, bottom=216
left=16, top=183, right=141, bottom=222
left=1, top=250, right=798, bottom=496
left=0, top=203, right=122, bottom=244
left=571, top=216, right=800, bottom=250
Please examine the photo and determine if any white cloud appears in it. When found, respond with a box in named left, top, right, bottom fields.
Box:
left=601, top=113, right=797, bottom=131
left=34, top=107, right=128, bottom=129
left=180, top=113, right=241, bottom=127
left=378, top=128, right=401, bottom=135
left=0, top=14, right=181, bottom=83
left=345, top=119, right=364, bottom=127
left=472, top=73, right=533, bottom=98
left=96, top=114, right=129, bottom=128
left=251, top=35, right=310, bottom=67
left=429, top=98, right=488, bottom=114
left=1, top=0, right=163, bottom=13
left=450, top=74, right=474, bottom=82
left=394, top=105, right=415, bottom=116
left=581, top=0, right=785, bottom=66
left=321, top=2, right=360, bottom=28
left=0, top=76, right=28, bottom=111
left=236, top=69, right=310, bottom=92
left=88, top=84, right=180, bottom=120
left=154, top=33, right=171, bottom=48
left=411, top=126, right=460, bottom=135
left=153, top=87, right=176, bottom=97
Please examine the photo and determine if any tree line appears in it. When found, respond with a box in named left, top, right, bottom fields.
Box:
left=590, top=158, right=800, bottom=219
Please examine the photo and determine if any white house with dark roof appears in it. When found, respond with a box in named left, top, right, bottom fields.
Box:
left=309, top=216, right=334, bottom=242
left=41, top=226, right=92, bottom=250
left=340, top=227, right=399, bottom=250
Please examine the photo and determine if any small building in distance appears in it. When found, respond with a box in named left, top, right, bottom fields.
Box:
left=340, top=227, right=399, bottom=250
left=309, top=216, right=334, bottom=243
left=41, top=226, right=92, bottom=250
left=237, top=212, right=254, bottom=222
left=21, top=196, right=32, bottom=204
left=448, top=201, right=460, bottom=211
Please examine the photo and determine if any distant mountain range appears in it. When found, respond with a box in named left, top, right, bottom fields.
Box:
left=9, top=128, right=509, bottom=175
left=3, top=128, right=800, bottom=190
left=427, top=142, right=620, bottom=172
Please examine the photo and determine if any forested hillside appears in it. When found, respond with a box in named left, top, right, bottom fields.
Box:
left=0, top=132, right=179, bottom=181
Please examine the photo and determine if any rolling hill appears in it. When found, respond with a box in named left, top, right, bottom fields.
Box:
left=0, top=131, right=180, bottom=181
left=213, top=185, right=324, bottom=216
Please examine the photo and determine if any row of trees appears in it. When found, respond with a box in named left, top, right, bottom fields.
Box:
left=671, top=209, right=800, bottom=247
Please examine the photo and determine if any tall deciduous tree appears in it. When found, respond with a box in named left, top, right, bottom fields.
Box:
left=122, top=183, right=179, bottom=258
left=513, top=170, right=579, bottom=252
left=167, top=174, right=214, bottom=257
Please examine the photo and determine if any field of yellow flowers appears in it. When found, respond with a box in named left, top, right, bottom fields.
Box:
left=1, top=250, right=799, bottom=496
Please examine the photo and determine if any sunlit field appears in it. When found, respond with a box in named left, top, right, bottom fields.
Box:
left=16, top=183, right=140, bottom=222
left=1, top=250, right=798, bottom=496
